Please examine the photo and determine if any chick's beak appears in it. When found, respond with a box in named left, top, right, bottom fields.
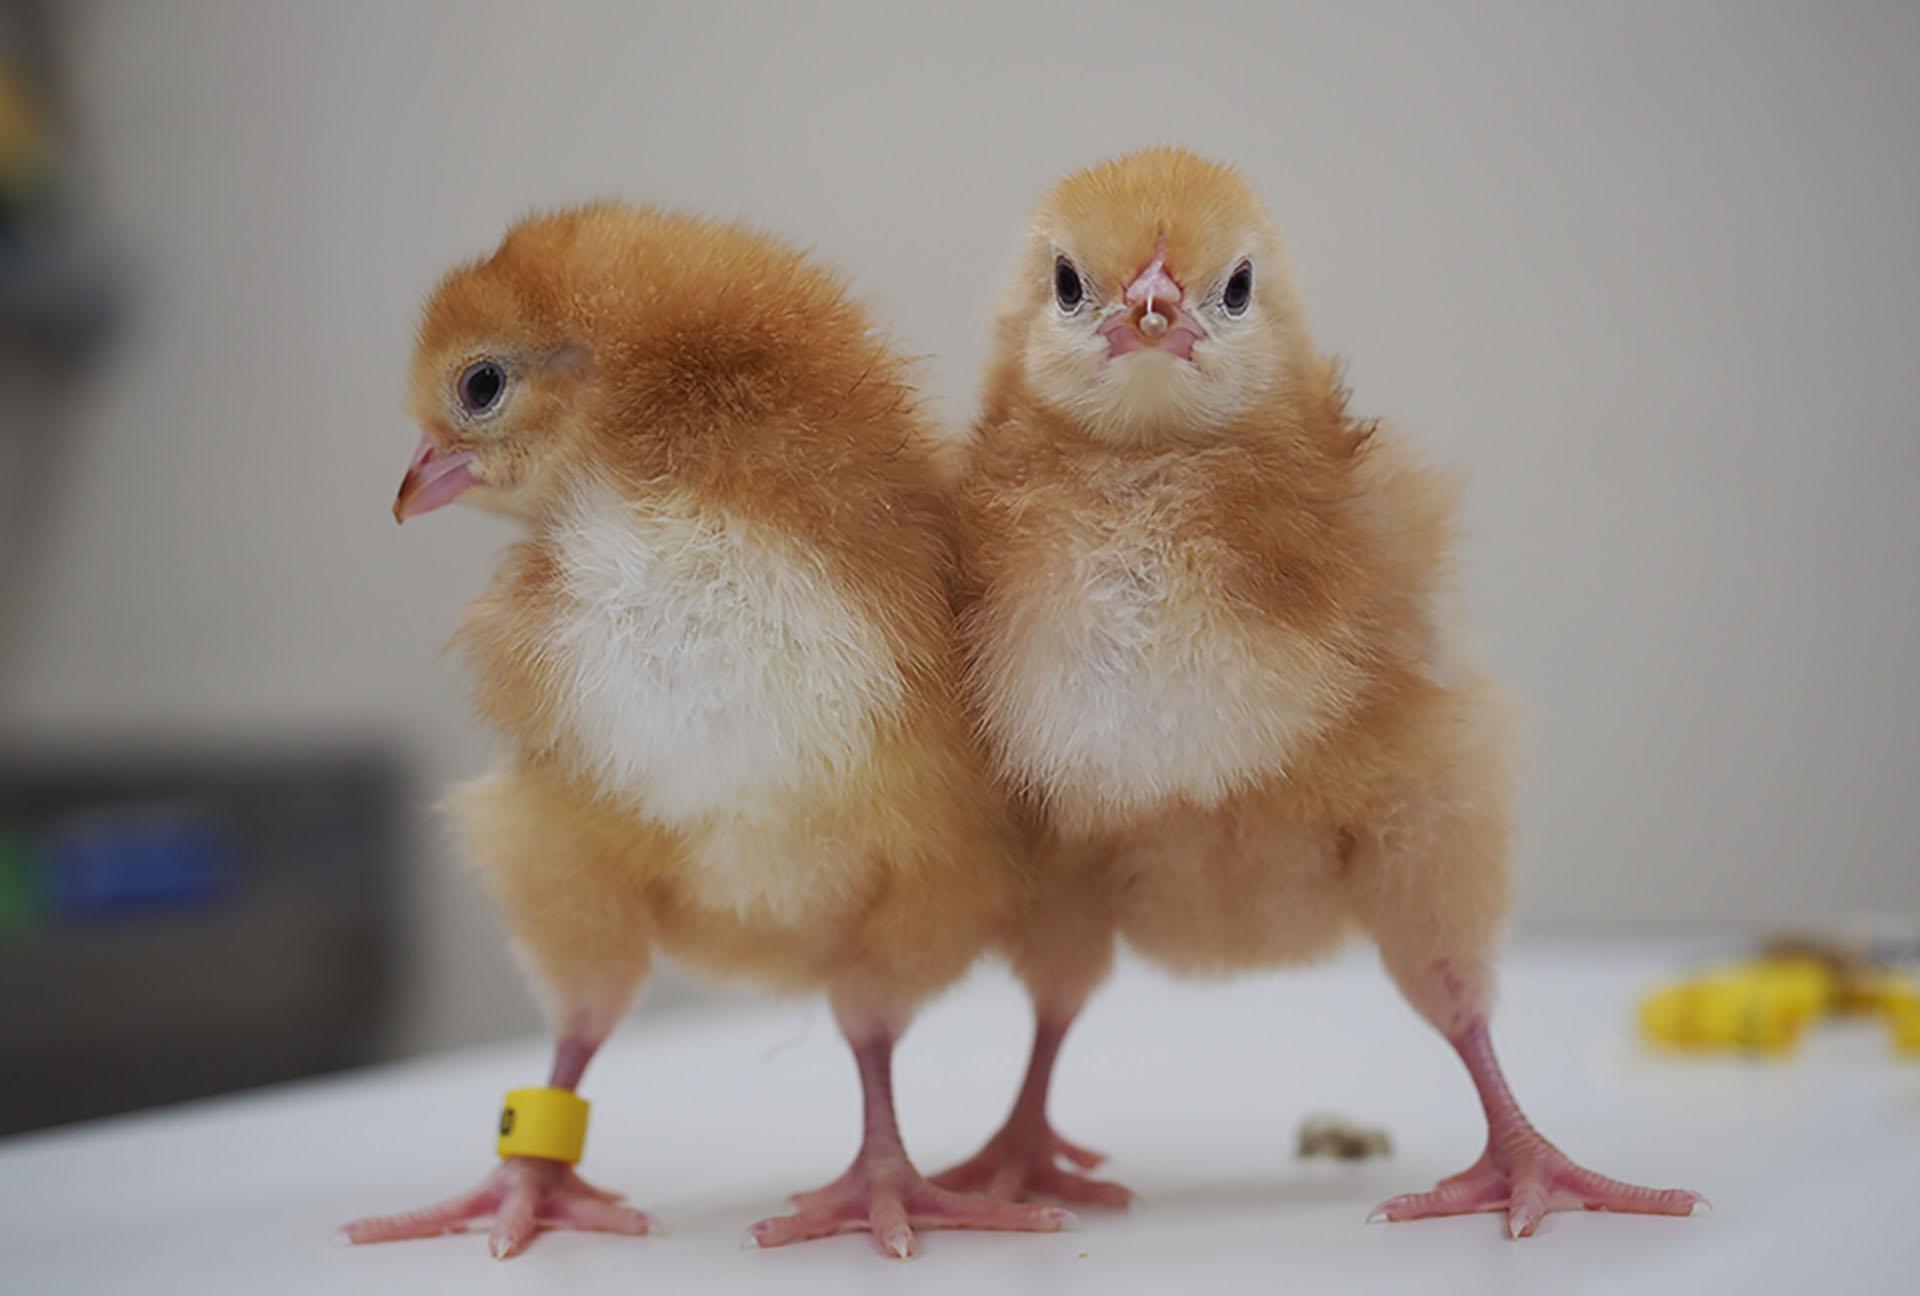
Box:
left=1099, top=243, right=1205, bottom=362
left=393, top=431, right=480, bottom=523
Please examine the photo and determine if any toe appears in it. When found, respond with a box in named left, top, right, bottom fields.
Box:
left=1368, top=1191, right=1429, bottom=1223
left=1507, top=1180, right=1549, bottom=1239
left=1585, top=1181, right=1707, bottom=1217
left=747, top=1206, right=852, bottom=1249
left=870, top=1192, right=916, bottom=1259
left=1035, top=1165, right=1132, bottom=1209
left=745, top=1214, right=803, bottom=1249
left=546, top=1197, right=656, bottom=1236
left=1372, top=1171, right=1510, bottom=1223
left=342, top=1183, right=501, bottom=1244
left=488, top=1182, right=540, bottom=1259
left=1052, top=1134, right=1108, bottom=1170
left=1548, top=1157, right=1706, bottom=1218
left=915, top=1185, right=1075, bottom=1233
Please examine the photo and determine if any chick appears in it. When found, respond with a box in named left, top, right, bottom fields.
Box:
left=344, top=203, right=1069, bottom=1259
left=937, top=148, right=1703, bottom=1238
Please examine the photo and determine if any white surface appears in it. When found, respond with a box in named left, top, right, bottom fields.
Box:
left=3, top=941, right=1915, bottom=1294
left=3, top=3, right=1917, bottom=1061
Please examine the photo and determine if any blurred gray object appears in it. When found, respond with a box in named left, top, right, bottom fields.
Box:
left=0, top=0, right=126, bottom=689
left=0, top=747, right=403, bottom=1135
left=0, top=0, right=120, bottom=368
left=0, top=233, right=119, bottom=363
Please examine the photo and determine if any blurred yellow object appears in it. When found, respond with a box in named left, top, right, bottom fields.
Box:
left=1639, top=956, right=1838, bottom=1054
left=495, top=1087, right=589, bottom=1164
left=1856, top=972, right=1920, bottom=1018
left=1640, top=978, right=1806, bottom=1053
left=1887, top=981, right=1920, bottom=1055
left=1729, top=956, right=1836, bottom=1019
left=1641, top=956, right=1920, bottom=1057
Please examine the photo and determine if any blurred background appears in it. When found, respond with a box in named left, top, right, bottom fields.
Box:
left=1, top=0, right=1914, bottom=1133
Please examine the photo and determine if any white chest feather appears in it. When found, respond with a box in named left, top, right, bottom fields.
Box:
left=542, top=481, right=904, bottom=834
left=972, top=483, right=1353, bottom=825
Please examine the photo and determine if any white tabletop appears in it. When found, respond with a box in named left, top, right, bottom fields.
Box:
left=3, top=938, right=1913, bottom=1295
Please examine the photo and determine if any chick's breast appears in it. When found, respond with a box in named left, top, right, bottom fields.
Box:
left=964, top=450, right=1363, bottom=830
left=539, top=478, right=907, bottom=825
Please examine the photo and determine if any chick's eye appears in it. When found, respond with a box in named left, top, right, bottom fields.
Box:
left=456, top=360, right=506, bottom=415
left=1222, top=262, right=1253, bottom=315
left=1054, top=257, right=1084, bottom=312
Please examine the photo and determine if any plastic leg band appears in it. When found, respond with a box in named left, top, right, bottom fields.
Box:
left=496, top=1087, right=590, bottom=1163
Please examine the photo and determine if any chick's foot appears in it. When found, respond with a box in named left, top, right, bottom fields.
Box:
left=1370, top=1019, right=1704, bottom=1238
left=343, top=1157, right=654, bottom=1258
left=1370, top=1140, right=1703, bottom=1239
left=748, top=1150, right=1073, bottom=1258
left=932, top=1117, right=1131, bottom=1207
left=930, top=1008, right=1130, bottom=1207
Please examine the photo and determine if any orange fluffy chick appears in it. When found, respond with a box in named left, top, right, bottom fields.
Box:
left=936, top=148, right=1704, bottom=1238
left=343, top=203, right=1069, bottom=1259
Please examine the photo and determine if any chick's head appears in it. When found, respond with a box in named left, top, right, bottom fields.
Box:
left=1005, top=146, right=1309, bottom=444
left=396, top=202, right=875, bottom=523
left=394, top=217, right=602, bottom=523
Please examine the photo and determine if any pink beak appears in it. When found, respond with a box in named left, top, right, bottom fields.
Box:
left=1099, top=238, right=1206, bottom=362
left=393, top=431, right=480, bottom=522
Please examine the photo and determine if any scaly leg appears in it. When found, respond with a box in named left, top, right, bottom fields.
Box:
left=1343, top=691, right=1702, bottom=1237
left=747, top=1020, right=1073, bottom=1258
left=345, top=768, right=658, bottom=1257
left=931, top=1004, right=1131, bottom=1207
left=1370, top=987, right=1705, bottom=1238
left=343, top=1028, right=653, bottom=1257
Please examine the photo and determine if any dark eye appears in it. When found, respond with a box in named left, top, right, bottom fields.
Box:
left=456, top=360, right=506, bottom=415
left=1054, top=256, right=1084, bottom=311
left=1222, top=262, right=1253, bottom=315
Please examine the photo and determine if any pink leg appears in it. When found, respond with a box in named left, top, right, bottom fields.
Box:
left=747, top=1028, right=1074, bottom=1258
left=931, top=1009, right=1131, bottom=1207
left=1372, top=1016, right=1705, bottom=1238
left=343, top=1030, right=654, bottom=1258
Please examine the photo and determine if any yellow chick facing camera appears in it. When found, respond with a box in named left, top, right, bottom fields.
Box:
left=496, top=1087, right=590, bottom=1164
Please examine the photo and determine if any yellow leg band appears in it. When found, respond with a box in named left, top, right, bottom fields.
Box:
left=497, top=1087, right=590, bottom=1164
